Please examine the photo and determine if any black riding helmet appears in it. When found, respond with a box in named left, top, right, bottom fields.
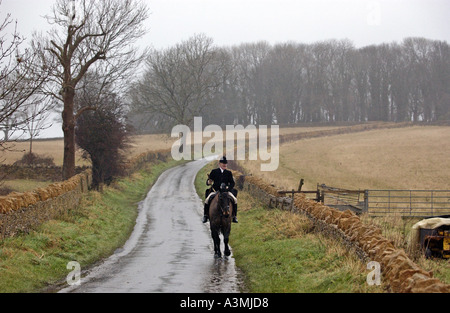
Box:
left=219, top=156, right=228, bottom=164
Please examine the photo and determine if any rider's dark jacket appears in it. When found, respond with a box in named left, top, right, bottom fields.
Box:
left=207, top=168, right=235, bottom=192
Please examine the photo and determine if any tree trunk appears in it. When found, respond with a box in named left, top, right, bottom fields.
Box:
left=29, top=135, right=33, bottom=155
left=62, top=88, right=76, bottom=180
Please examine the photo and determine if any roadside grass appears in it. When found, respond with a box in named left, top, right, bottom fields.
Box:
left=231, top=194, right=384, bottom=293
left=0, top=159, right=182, bottom=293
left=195, top=163, right=384, bottom=293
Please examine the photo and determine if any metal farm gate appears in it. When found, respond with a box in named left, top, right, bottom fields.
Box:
left=319, top=185, right=367, bottom=215
left=364, top=189, right=450, bottom=218
left=287, top=182, right=450, bottom=218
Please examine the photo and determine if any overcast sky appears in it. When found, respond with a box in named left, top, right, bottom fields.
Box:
left=3, top=0, right=450, bottom=48
left=2, top=0, right=450, bottom=137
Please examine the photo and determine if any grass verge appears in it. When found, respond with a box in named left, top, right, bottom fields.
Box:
left=195, top=163, right=384, bottom=293
left=0, top=159, right=182, bottom=293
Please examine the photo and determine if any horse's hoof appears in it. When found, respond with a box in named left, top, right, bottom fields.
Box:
left=214, top=253, right=222, bottom=259
left=224, top=250, right=231, bottom=257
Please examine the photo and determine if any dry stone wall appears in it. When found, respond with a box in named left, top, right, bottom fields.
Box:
left=0, top=170, right=92, bottom=238
left=0, top=149, right=173, bottom=239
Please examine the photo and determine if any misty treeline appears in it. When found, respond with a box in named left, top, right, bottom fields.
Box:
left=130, top=35, right=450, bottom=132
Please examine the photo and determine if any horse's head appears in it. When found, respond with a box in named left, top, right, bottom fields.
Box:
left=218, top=190, right=231, bottom=218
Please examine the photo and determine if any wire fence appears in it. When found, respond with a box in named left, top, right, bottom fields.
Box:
left=277, top=181, right=450, bottom=218
left=318, top=185, right=450, bottom=218
left=366, top=190, right=450, bottom=218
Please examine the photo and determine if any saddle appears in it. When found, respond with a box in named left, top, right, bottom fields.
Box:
left=205, top=190, right=237, bottom=205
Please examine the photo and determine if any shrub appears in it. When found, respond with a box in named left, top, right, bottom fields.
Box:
left=14, top=152, right=55, bottom=167
left=75, top=107, right=130, bottom=190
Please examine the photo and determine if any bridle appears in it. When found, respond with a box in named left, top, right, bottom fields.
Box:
left=218, top=192, right=231, bottom=218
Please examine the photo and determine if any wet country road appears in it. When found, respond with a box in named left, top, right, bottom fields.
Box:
left=60, top=158, right=241, bottom=293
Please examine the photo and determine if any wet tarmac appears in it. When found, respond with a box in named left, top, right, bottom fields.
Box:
left=60, top=158, right=242, bottom=293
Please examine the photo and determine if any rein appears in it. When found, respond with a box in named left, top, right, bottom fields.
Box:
left=217, top=192, right=231, bottom=218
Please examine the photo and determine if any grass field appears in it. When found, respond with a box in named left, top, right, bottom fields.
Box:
left=1, top=126, right=341, bottom=166
left=0, top=133, right=180, bottom=194
left=1, top=139, right=84, bottom=167
left=1, top=126, right=340, bottom=193
left=1, top=134, right=176, bottom=166
left=237, top=125, right=450, bottom=191
left=1, top=179, right=52, bottom=193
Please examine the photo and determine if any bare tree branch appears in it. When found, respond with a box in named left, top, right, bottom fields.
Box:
left=31, top=0, right=149, bottom=179
left=131, top=34, right=231, bottom=127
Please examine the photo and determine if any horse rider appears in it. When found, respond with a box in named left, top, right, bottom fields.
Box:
left=202, top=156, right=239, bottom=224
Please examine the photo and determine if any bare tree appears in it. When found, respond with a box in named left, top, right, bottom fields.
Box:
left=33, top=0, right=149, bottom=180
left=0, top=2, right=49, bottom=151
left=21, top=96, right=53, bottom=155
left=239, top=41, right=272, bottom=124
left=130, top=34, right=230, bottom=127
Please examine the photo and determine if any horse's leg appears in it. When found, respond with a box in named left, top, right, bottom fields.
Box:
left=211, top=228, right=221, bottom=258
left=223, top=227, right=231, bottom=257
left=223, top=235, right=231, bottom=257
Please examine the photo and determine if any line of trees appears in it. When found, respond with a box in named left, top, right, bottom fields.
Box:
left=130, top=36, right=450, bottom=131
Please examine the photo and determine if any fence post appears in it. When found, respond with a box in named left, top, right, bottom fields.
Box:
left=364, top=190, right=369, bottom=214
left=316, top=184, right=322, bottom=203
left=431, top=191, right=434, bottom=217
left=388, top=190, right=391, bottom=214
left=409, top=190, right=412, bottom=216
left=298, top=179, right=304, bottom=192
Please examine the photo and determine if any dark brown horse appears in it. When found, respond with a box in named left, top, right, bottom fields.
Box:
left=209, top=184, right=232, bottom=258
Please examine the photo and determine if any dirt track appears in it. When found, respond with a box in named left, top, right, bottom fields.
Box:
left=60, top=158, right=241, bottom=293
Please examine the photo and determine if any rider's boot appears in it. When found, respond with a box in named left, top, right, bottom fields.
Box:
left=202, top=203, right=210, bottom=223
left=232, top=203, right=238, bottom=223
